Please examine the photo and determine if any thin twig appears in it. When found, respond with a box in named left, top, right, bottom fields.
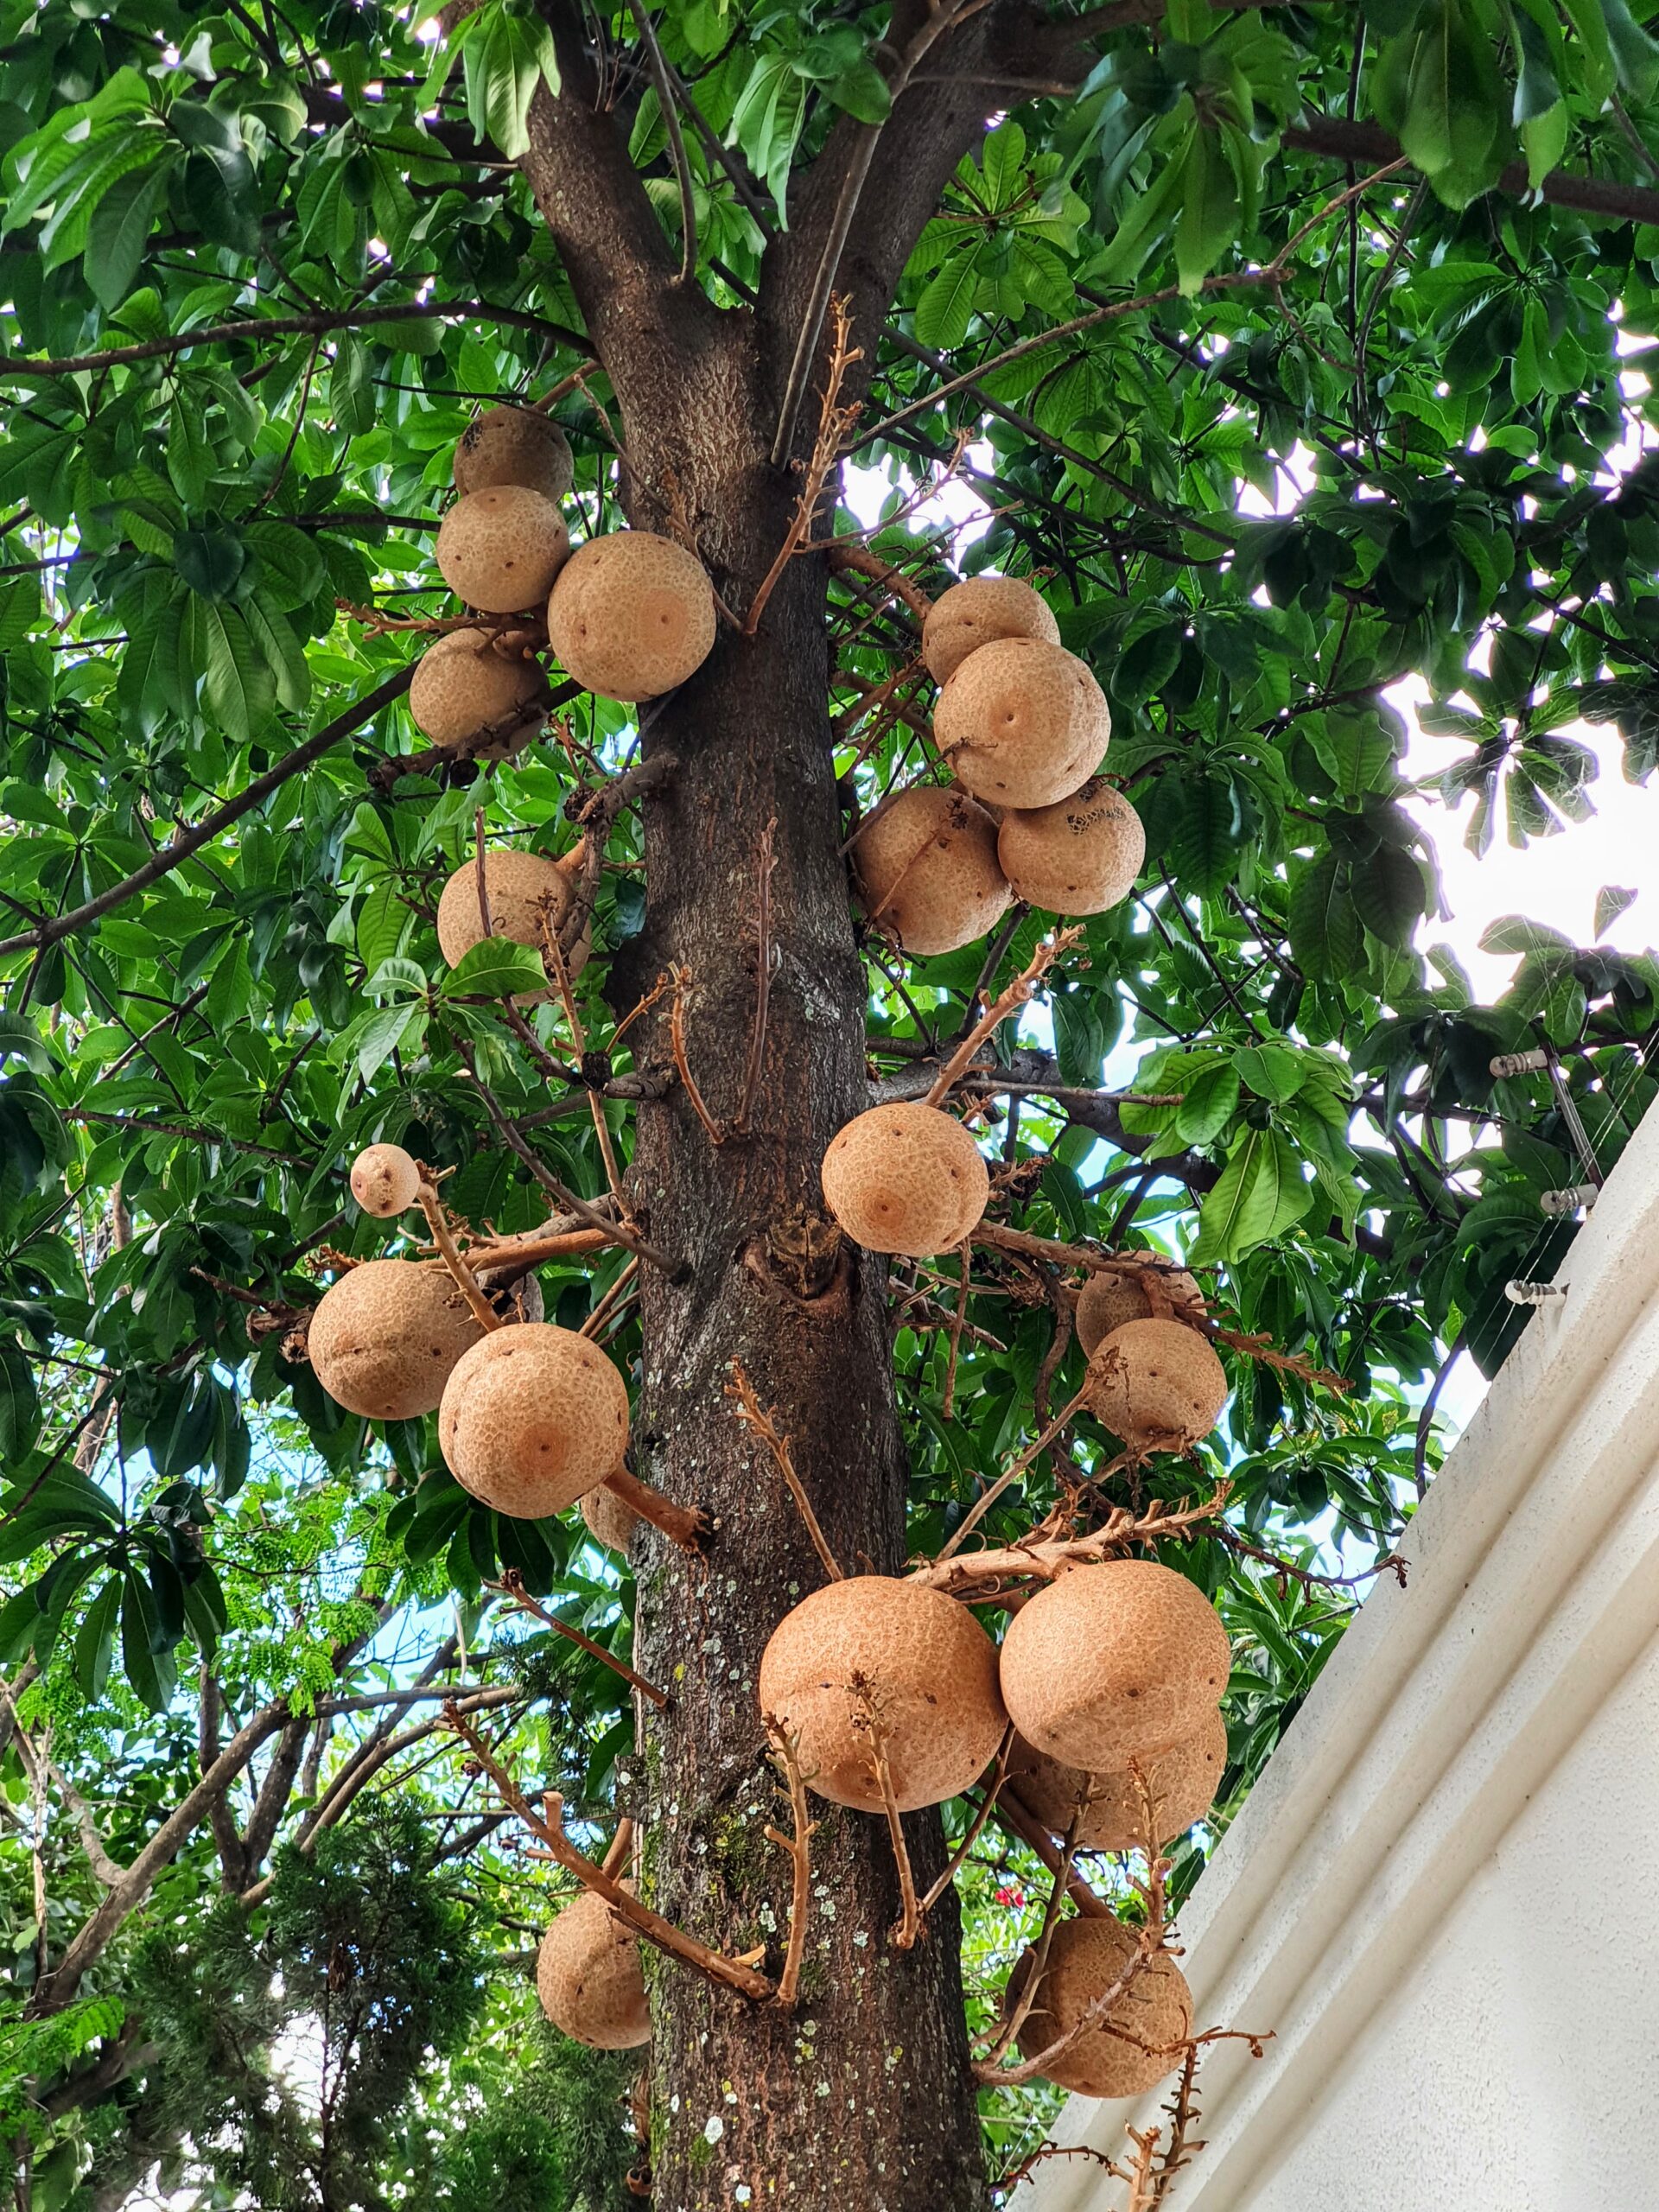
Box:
left=486, top=1572, right=667, bottom=1709
left=414, top=1178, right=501, bottom=1334
left=922, top=929, right=1084, bottom=1110
left=666, top=964, right=726, bottom=1145
left=628, top=0, right=697, bottom=284
left=913, top=1488, right=1229, bottom=1599
left=762, top=1719, right=816, bottom=2008
left=445, top=1708, right=774, bottom=2000
left=919, top=1726, right=1013, bottom=1915
left=932, top=1384, right=1092, bottom=1563
left=731, top=817, right=778, bottom=1135
left=747, top=296, right=862, bottom=635
left=728, top=1363, right=844, bottom=1582
left=853, top=1678, right=919, bottom=1950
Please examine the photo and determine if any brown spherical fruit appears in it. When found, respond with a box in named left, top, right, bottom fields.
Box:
left=580, top=1478, right=639, bottom=1554
left=997, top=782, right=1144, bottom=916
left=1008, top=1705, right=1228, bottom=1851
left=852, top=785, right=1012, bottom=957
left=935, top=637, right=1110, bottom=808
left=349, top=1142, right=420, bottom=1219
left=547, top=531, right=715, bottom=702
left=308, top=1259, right=485, bottom=1421
left=1086, top=1317, right=1230, bottom=1449
left=536, top=1887, right=650, bottom=2050
left=439, top=1323, right=629, bottom=1520
left=999, top=1559, right=1230, bottom=1772
left=1076, top=1266, right=1206, bottom=1360
left=435, top=848, right=572, bottom=975
left=922, top=575, right=1060, bottom=686
left=435, top=486, right=569, bottom=613
left=820, top=1102, right=989, bottom=1259
left=758, top=1576, right=1007, bottom=1813
left=409, top=627, right=547, bottom=749
left=1010, top=1916, right=1192, bottom=2098
left=454, top=406, right=574, bottom=503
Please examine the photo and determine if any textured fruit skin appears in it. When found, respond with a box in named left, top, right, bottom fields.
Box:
left=536, top=1887, right=651, bottom=2050
left=409, top=627, right=548, bottom=747
left=1086, top=1316, right=1230, bottom=1447
left=309, top=1259, right=484, bottom=1421
left=580, top=1478, right=639, bottom=1554
left=758, top=1576, right=1007, bottom=1812
left=852, top=785, right=1011, bottom=956
left=935, top=637, right=1110, bottom=808
left=1075, top=1266, right=1205, bottom=1359
left=454, top=406, right=574, bottom=502
left=820, top=1103, right=989, bottom=1259
left=999, top=1559, right=1230, bottom=1770
left=996, top=782, right=1144, bottom=916
left=435, top=486, right=570, bottom=613
left=349, top=1142, right=420, bottom=1218
left=547, top=531, right=716, bottom=701
left=922, top=575, right=1060, bottom=685
left=1007, top=1704, right=1227, bottom=1850
left=1010, top=1916, right=1192, bottom=2097
left=435, top=848, right=572, bottom=972
left=439, top=1322, right=630, bottom=1518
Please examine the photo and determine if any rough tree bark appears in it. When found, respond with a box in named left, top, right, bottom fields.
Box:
left=516, top=4, right=1052, bottom=2203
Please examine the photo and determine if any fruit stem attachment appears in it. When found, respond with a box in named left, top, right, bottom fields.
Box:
left=486, top=1571, right=668, bottom=1710
left=414, top=1177, right=502, bottom=1335
left=761, top=1719, right=816, bottom=2009
left=603, top=1463, right=707, bottom=1553
left=727, top=1363, right=843, bottom=1583
left=922, top=927, right=1085, bottom=1111
left=443, top=1707, right=776, bottom=2002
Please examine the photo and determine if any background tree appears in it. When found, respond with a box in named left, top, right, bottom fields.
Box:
left=3, top=0, right=1658, bottom=2207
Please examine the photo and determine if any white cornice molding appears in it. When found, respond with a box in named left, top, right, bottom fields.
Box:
left=1020, top=1096, right=1659, bottom=2210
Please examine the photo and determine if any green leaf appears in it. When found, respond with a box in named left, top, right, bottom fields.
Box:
left=1192, top=1126, right=1313, bottom=1262
left=192, top=601, right=276, bottom=742
left=1593, top=885, right=1637, bottom=938
left=73, top=1577, right=120, bottom=1701
left=826, top=60, right=892, bottom=124
left=84, top=155, right=175, bottom=309
left=1478, top=913, right=1573, bottom=955
left=1173, top=124, right=1239, bottom=296
left=1350, top=842, right=1427, bottom=949
left=329, top=332, right=375, bottom=439
left=914, top=247, right=984, bottom=351
left=1232, top=1042, right=1306, bottom=1104
left=1173, top=1058, right=1241, bottom=1143
left=441, top=938, right=549, bottom=999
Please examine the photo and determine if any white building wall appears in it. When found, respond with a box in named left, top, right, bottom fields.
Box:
left=1020, top=1096, right=1659, bottom=2212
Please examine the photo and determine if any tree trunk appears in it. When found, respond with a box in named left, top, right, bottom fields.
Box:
left=607, top=342, right=987, bottom=2209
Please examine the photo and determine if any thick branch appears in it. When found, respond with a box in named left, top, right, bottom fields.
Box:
left=0, top=298, right=588, bottom=382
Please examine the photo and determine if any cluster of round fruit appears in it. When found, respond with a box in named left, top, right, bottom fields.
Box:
left=315, top=1143, right=638, bottom=1555
left=538, top=1552, right=1226, bottom=2099
left=854, top=575, right=1144, bottom=957
left=407, top=403, right=718, bottom=1005
left=817, top=1104, right=1227, bottom=1455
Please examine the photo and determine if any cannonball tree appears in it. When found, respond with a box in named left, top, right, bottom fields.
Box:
left=2, top=2, right=1658, bottom=2207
